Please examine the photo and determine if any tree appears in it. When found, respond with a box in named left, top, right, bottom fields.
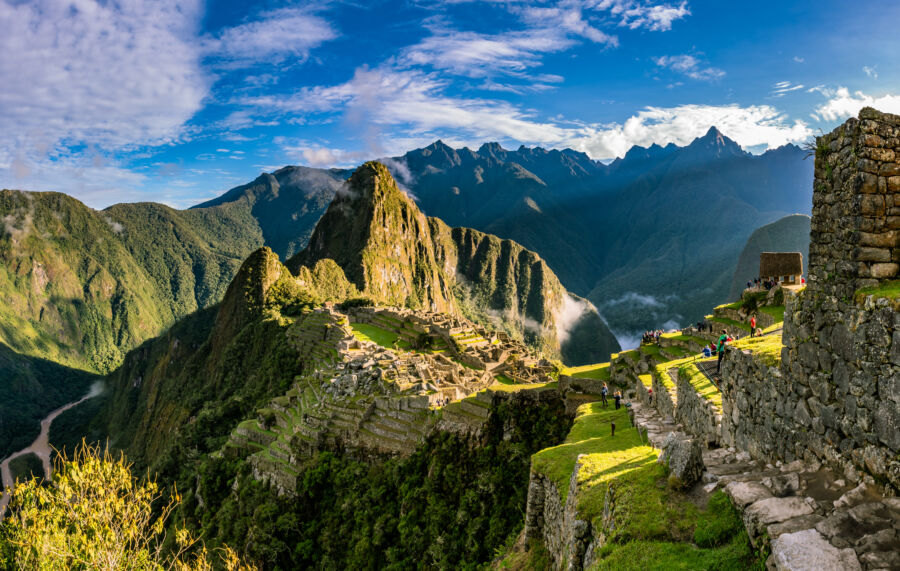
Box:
left=0, top=442, right=254, bottom=571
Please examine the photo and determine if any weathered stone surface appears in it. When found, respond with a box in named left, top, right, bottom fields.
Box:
left=746, top=497, right=815, bottom=527
left=659, top=433, right=704, bottom=489
left=725, top=481, right=773, bottom=507
left=770, top=529, right=862, bottom=571
left=762, top=473, right=801, bottom=497
left=766, top=514, right=825, bottom=539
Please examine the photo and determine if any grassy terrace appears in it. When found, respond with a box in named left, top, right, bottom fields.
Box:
left=730, top=332, right=784, bottom=366
left=759, top=305, right=785, bottom=323
left=563, top=362, right=611, bottom=380
left=528, top=403, right=762, bottom=570
left=484, top=380, right=558, bottom=393
left=350, top=322, right=408, bottom=349
left=532, top=404, right=656, bottom=505
left=679, top=362, right=722, bottom=409
left=638, top=374, right=652, bottom=388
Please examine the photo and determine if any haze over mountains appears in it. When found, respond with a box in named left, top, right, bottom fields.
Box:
left=389, top=127, right=812, bottom=345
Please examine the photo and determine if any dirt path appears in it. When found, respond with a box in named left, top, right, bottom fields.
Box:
left=0, top=381, right=103, bottom=520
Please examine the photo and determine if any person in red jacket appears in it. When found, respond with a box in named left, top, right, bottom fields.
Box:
left=749, top=314, right=757, bottom=337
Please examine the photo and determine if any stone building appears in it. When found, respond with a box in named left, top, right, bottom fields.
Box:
left=758, top=252, right=803, bottom=284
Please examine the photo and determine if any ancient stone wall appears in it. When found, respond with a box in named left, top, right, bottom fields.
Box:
left=674, top=370, right=722, bottom=446
left=809, top=107, right=900, bottom=299
left=719, top=108, right=900, bottom=493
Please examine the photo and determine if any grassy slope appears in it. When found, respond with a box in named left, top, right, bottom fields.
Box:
left=530, top=402, right=762, bottom=570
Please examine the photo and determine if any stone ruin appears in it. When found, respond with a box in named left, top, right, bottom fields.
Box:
left=721, top=107, right=900, bottom=493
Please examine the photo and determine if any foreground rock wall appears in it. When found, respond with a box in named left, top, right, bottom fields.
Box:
left=719, top=108, right=900, bottom=493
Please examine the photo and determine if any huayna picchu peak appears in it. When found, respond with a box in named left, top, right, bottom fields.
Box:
left=290, top=161, right=620, bottom=365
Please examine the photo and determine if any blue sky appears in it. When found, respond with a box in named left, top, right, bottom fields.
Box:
left=1, top=0, right=898, bottom=208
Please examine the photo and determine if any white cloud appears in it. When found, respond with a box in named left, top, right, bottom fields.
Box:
left=0, top=0, right=212, bottom=204
left=206, top=7, right=337, bottom=65
left=654, top=54, right=724, bottom=81
left=569, top=104, right=811, bottom=159
left=399, top=28, right=574, bottom=80
left=771, top=81, right=804, bottom=97
left=243, top=66, right=811, bottom=163
left=0, top=0, right=207, bottom=152
left=863, top=65, right=878, bottom=79
left=597, top=0, right=691, bottom=31
left=813, top=87, right=900, bottom=121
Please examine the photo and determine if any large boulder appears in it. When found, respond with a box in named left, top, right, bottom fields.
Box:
left=659, top=432, right=704, bottom=489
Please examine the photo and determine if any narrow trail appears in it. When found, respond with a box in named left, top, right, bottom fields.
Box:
left=0, top=381, right=103, bottom=520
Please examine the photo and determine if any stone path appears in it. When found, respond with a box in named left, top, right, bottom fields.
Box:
left=629, top=402, right=900, bottom=570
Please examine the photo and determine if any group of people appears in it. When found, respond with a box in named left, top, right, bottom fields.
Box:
left=695, top=320, right=713, bottom=333
left=745, top=276, right=805, bottom=291
left=641, top=329, right=664, bottom=344
left=600, top=383, right=623, bottom=409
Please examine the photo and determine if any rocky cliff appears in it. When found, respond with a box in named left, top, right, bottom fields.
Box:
left=289, top=161, right=620, bottom=364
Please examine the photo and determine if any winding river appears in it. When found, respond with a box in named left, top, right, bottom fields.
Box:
left=0, top=381, right=103, bottom=520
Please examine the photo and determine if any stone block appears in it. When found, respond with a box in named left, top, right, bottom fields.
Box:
left=880, top=162, right=900, bottom=177
left=889, top=176, right=900, bottom=192
left=869, top=262, right=899, bottom=278
left=770, top=529, right=861, bottom=571
left=856, top=246, right=891, bottom=262
left=874, top=402, right=900, bottom=451
left=860, top=231, right=900, bottom=248
left=725, top=481, right=773, bottom=507
left=857, top=172, right=879, bottom=193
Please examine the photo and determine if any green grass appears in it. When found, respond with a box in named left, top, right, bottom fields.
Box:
left=532, top=404, right=656, bottom=505
left=350, top=323, right=409, bottom=349
left=495, top=374, right=515, bottom=384
left=759, top=305, right=785, bottom=323
left=714, top=301, right=742, bottom=311
left=638, top=374, right=652, bottom=388
left=563, top=362, right=611, bottom=380
left=855, top=279, right=900, bottom=304
left=679, top=362, right=722, bottom=409
left=730, top=332, right=784, bottom=366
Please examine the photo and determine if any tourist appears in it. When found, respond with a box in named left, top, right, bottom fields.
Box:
left=716, top=329, right=729, bottom=374
left=614, top=391, right=622, bottom=410
left=611, top=419, right=616, bottom=437
left=601, top=383, right=609, bottom=407
left=749, top=314, right=757, bottom=337
left=648, top=387, right=654, bottom=406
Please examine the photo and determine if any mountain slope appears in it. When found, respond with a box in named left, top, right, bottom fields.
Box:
left=0, top=168, right=340, bottom=373
left=727, top=214, right=811, bottom=300
left=289, top=161, right=619, bottom=364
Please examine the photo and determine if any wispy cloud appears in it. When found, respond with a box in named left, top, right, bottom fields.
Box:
left=863, top=65, right=878, bottom=79
left=793, top=56, right=805, bottom=63
left=205, top=7, right=337, bottom=66
left=771, top=80, right=804, bottom=97
left=812, top=87, right=900, bottom=121
left=654, top=54, right=724, bottom=81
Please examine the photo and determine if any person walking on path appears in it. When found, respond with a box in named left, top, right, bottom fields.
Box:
left=716, top=329, right=729, bottom=374
left=749, top=315, right=757, bottom=337
left=614, top=391, right=622, bottom=410
left=601, top=383, right=609, bottom=407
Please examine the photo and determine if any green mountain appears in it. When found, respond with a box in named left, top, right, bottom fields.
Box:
left=0, top=167, right=341, bottom=374
left=727, top=214, right=811, bottom=300
left=289, top=161, right=620, bottom=364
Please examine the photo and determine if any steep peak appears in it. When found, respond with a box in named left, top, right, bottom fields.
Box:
left=478, top=142, right=506, bottom=156
left=338, top=161, right=412, bottom=209
left=215, top=247, right=285, bottom=338
left=693, top=126, right=743, bottom=153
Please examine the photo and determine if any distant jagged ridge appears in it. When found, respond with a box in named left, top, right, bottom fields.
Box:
left=288, top=161, right=620, bottom=364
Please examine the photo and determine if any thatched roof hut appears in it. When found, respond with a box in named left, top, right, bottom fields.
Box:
left=759, top=252, right=803, bottom=282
